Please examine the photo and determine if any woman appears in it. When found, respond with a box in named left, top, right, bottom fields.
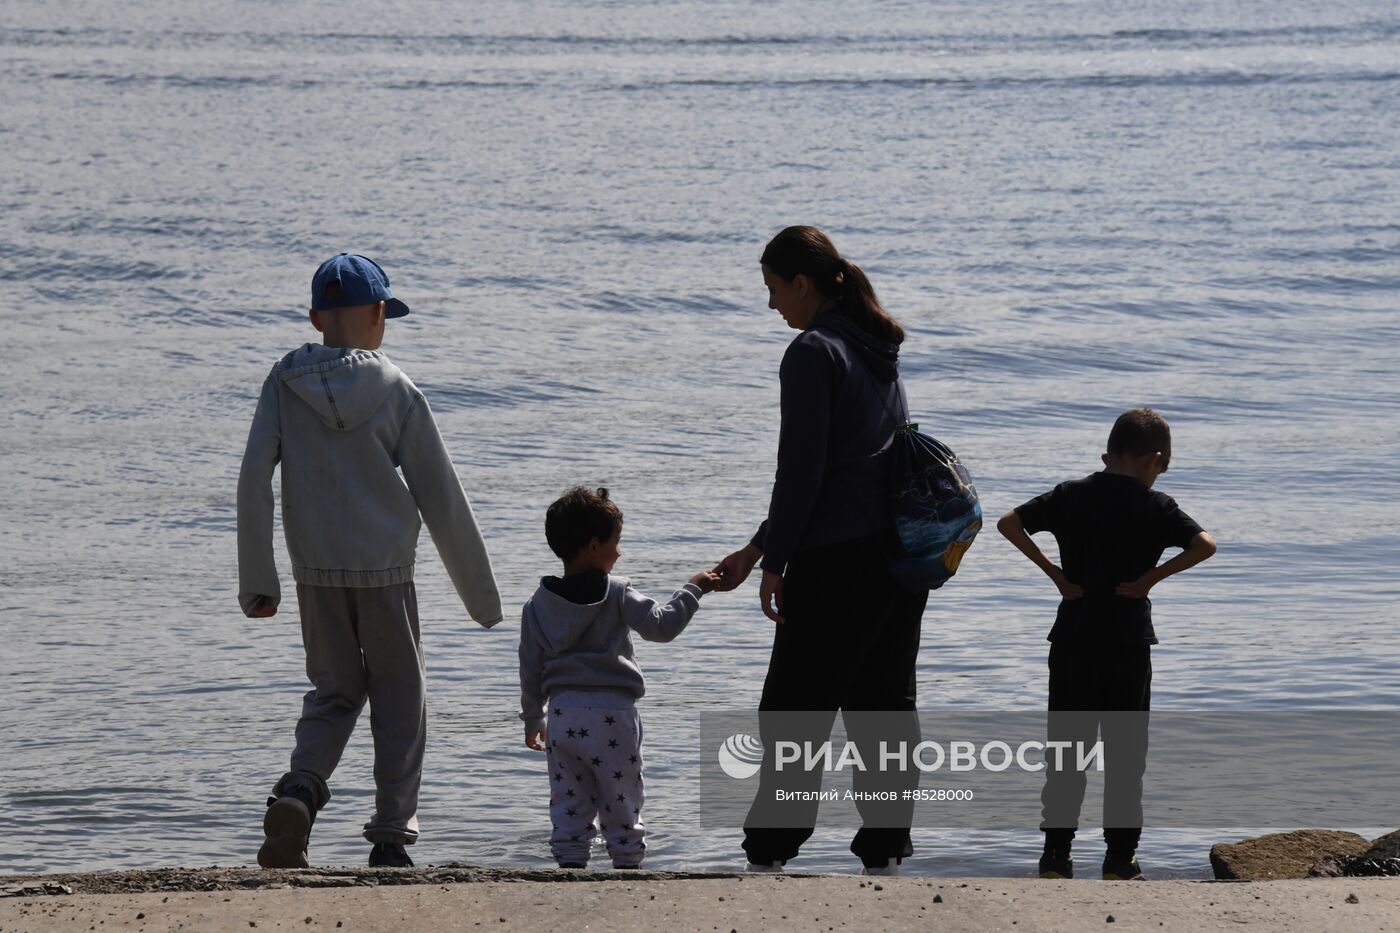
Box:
left=712, top=226, right=929, bottom=874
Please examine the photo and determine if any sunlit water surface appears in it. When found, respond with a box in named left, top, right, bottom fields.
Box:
left=2, top=0, right=1399, bottom=878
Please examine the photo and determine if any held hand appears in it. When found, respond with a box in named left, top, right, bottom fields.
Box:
left=1047, top=567, right=1084, bottom=601
left=689, top=570, right=722, bottom=594
left=248, top=596, right=278, bottom=618
left=759, top=570, right=785, bottom=624
left=711, top=544, right=761, bottom=592
left=525, top=725, right=548, bottom=751
left=1115, top=573, right=1158, bottom=599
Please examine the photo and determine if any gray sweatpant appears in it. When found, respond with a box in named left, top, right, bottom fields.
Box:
left=274, top=581, right=425, bottom=846
left=545, top=704, right=646, bottom=867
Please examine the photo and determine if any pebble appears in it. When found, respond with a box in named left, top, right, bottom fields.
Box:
left=1346, top=893, right=1359, bottom=904
left=1106, top=915, right=1116, bottom=923
left=933, top=895, right=943, bottom=903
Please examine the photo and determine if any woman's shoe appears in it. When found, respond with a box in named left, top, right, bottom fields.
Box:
left=859, top=858, right=901, bottom=876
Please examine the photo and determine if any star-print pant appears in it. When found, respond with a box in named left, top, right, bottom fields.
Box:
left=545, top=704, right=645, bottom=867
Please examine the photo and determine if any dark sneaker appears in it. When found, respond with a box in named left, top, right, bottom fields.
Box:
left=1102, top=853, right=1145, bottom=880
left=1038, top=850, right=1073, bottom=879
left=257, top=788, right=315, bottom=869
left=369, top=842, right=414, bottom=868
left=557, top=862, right=587, bottom=869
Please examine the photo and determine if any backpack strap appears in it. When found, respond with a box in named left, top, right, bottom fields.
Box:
left=845, top=341, right=914, bottom=433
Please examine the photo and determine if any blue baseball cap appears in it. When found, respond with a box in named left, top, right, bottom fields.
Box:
left=311, top=252, right=410, bottom=318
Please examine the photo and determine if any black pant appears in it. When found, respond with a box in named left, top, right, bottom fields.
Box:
left=741, top=533, right=929, bottom=866
left=1040, top=642, right=1151, bottom=855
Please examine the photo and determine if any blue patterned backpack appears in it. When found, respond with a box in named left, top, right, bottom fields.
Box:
left=853, top=355, right=982, bottom=591
left=886, top=421, right=982, bottom=590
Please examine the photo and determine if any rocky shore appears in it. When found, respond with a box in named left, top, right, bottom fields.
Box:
left=1210, top=829, right=1400, bottom=880
left=3, top=866, right=1400, bottom=933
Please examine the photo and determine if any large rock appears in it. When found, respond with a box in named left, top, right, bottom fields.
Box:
left=1308, top=831, right=1400, bottom=878
left=1209, top=830, right=1370, bottom=880
left=1365, top=830, right=1400, bottom=861
left=1310, top=855, right=1400, bottom=878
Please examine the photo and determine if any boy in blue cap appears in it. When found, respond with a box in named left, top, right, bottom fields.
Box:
left=238, top=253, right=503, bottom=868
left=997, top=408, right=1216, bottom=881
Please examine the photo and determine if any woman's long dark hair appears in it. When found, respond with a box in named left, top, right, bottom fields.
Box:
left=760, top=226, right=904, bottom=344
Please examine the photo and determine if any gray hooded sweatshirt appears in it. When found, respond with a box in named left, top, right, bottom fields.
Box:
left=518, top=576, right=704, bottom=732
left=237, top=343, right=502, bottom=626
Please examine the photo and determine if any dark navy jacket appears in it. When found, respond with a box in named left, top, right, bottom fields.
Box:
left=752, top=308, right=904, bottom=574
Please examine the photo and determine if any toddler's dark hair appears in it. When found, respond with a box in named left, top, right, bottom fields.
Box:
left=545, top=486, right=624, bottom=560
left=1107, top=408, right=1172, bottom=470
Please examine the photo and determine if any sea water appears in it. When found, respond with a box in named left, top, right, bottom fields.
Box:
left=2, top=0, right=1399, bottom=876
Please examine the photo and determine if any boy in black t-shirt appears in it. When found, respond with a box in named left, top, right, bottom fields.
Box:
left=997, top=408, right=1216, bottom=881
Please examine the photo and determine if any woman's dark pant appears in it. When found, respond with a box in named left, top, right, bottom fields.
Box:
left=741, top=533, right=929, bottom=866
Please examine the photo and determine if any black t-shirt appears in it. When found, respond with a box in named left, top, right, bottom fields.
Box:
left=1014, top=472, right=1204, bottom=645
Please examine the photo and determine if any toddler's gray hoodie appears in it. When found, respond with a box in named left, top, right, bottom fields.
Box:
left=237, top=343, right=502, bottom=626
left=518, top=576, right=704, bottom=732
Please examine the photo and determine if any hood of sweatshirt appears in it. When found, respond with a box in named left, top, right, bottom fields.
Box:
left=526, top=575, right=620, bottom=655
left=542, top=569, right=609, bottom=605
left=812, top=308, right=900, bottom=382
left=278, top=344, right=404, bottom=431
